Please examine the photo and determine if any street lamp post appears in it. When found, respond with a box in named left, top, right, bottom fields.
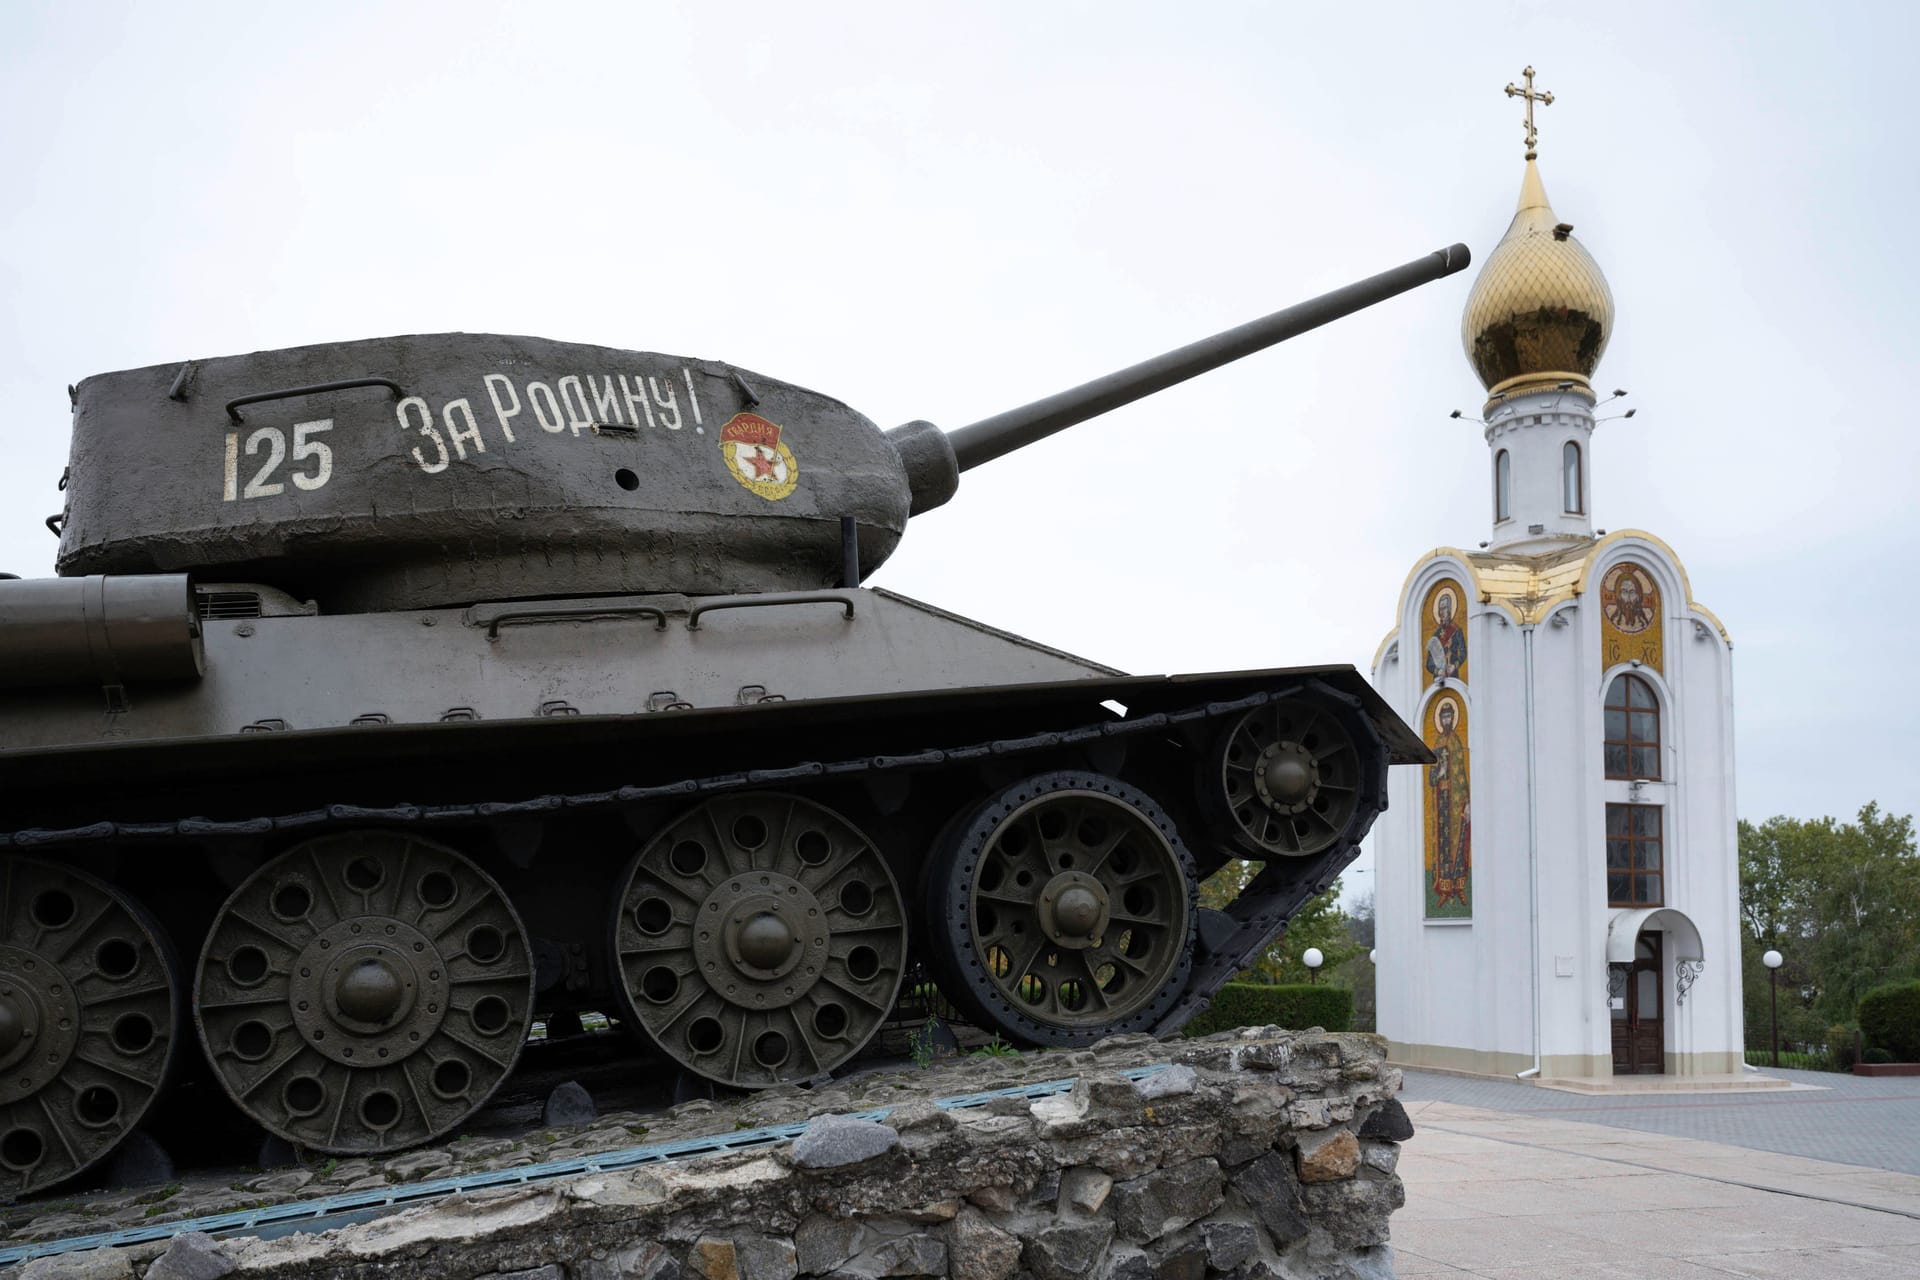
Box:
left=1303, top=947, right=1324, bottom=985
left=1762, top=949, right=1784, bottom=1068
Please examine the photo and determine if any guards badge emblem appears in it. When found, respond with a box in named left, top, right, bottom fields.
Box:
left=718, top=412, right=798, bottom=501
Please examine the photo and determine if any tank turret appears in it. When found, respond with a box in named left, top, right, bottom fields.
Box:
left=55, top=246, right=1467, bottom=612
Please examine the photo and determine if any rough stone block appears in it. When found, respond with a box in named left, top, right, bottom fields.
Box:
left=1149, top=1243, right=1205, bottom=1280
left=25, top=1249, right=138, bottom=1280
left=967, top=1183, right=1019, bottom=1213
left=544, top=1079, right=600, bottom=1127
left=949, top=1206, right=1023, bottom=1280
left=1201, top=1221, right=1257, bottom=1271
left=1295, top=1129, right=1360, bottom=1183
left=1134, top=1065, right=1196, bottom=1100
left=1108, top=1159, right=1223, bottom=1242
left=1300, top=1177, right=1403, bottom=1250
left=1357, top=1099, right=1414, bottom=1143
left=797, top=1214, right=868, bottom=1274
left=844, top=1235, right=947, bottom=1277
left=1101, top=1245, right=1154, bottom=1280
left=142, top=1233, right=235, bottom=1280
left=577, top=1240, right=683, bottom=1280
left=734, top=1235, right=800, bottom=1280
left=691, top=1238, right=739, bottom=1280
left=478, top=1268, right=566, bottom=1280
left=1361, top=1142, right=1399, bottom=1174
left=1024, top=1219, right=1116, bottom=1280
left=791, top=1114, right=901, bottom=1169
left=886, top=1101, right=956, bottom=1135
left=1233, top=1152, right=1309, bottom=1244
left=1060, top=1165, right=1115, bottom=1216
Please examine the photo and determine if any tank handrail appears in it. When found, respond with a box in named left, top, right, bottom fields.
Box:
left=944, top=243, right=1470, bottom=472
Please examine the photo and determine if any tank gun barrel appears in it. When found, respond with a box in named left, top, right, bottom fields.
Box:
left=942, top=244, right=1469, bottom=474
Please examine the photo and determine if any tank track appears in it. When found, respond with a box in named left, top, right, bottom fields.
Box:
left=0, top=678, right=1385, bottom=1197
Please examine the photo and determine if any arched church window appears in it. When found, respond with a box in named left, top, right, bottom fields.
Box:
left=1562, top=441, right=1584, bottom=513
left=1604, top=673, right=1660, bottom=779
left=1494, top=450, right=1511, bottom=522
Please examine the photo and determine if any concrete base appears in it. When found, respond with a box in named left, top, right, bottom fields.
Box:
left=1532, top=1071, right=1794, bottom=1095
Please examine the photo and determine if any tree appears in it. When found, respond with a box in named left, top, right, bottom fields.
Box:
left=1198, top=860, right=1358, bottom=984
left=1739, top=804, right=1920, bottom=1041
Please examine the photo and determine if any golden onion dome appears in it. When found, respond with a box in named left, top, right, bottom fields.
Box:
left=1461, top=158, right=1614, bottom=397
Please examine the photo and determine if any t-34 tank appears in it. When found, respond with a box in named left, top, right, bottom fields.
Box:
left=0, top=244, right=1466, bottom=1194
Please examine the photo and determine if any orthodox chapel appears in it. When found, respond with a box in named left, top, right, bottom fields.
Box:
left=1370, top=72, right=1745, bottom=1080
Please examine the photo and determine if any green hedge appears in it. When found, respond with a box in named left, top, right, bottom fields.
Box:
left=1183, top=983, right=1353, bottom=1038
left=1859, top=980, right=1920, bottom=1062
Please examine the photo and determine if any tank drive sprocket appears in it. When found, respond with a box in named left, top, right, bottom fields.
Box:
left=0, top=857, right=180, bottom=1197
left=611, top=794, right=907, bottom=1089
left=194, top=832, right=534, bottom=1153
left=925, top=771, right=1197, bottom=1047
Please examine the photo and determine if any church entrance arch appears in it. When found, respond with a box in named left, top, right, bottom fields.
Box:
left=1605, top=908, right=1705, bottom=1076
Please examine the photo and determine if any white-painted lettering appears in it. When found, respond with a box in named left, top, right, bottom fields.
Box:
left=588, top=375, right=623, bottom=425
left=527, top=382, right=565, bottom=434
left=484, top=373, right=521, bottom=443
left=682, top=367, right=704, bottom=430
left=619, top=374, right=657, bottom=429
left=290, top=419, right=333, bottom=490
left=442, top=399, right=485, bottom=460
left=223, top=432, right=239, bottom=501
left=649, top=376, right=683, bottom=431
left=243, top=427, right=287, bottom=498
left=557, top=375, right=593, bottom=436
left=398, top=396, right=450, bottom=473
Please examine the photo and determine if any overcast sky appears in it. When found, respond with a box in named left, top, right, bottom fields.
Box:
left=3, top=2, right=1913, bottom=897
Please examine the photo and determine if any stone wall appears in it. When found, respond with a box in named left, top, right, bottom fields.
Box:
left=24, top=1029, right=1413, bottom=1280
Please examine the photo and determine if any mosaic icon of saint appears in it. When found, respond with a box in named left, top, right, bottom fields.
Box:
left=1428, top=696, right=1470, bottom=909
left=1602, top=565, right=1655, bottom=634
left=1424, top=587, right=1466, bottom=682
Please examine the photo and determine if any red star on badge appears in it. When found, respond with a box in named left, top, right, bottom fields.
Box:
left=746, top=446, right=778, bottom=479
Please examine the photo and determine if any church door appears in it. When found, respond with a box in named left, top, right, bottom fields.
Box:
left=1611, top=932, right=1664, bottom=1074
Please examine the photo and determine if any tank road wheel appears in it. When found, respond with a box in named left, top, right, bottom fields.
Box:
left=195, top=832, right=533, bottom=1154
left=927, top=771, right=1196, bottom=1047
left=1208, top=697, right=1365, bottom=857
left=0, top=858, right=179, bottom=1196
left=612, top=794, right=907, bottom=1089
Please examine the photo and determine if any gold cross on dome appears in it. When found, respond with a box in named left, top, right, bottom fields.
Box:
left=1505, top=66, right=1554, bottom=159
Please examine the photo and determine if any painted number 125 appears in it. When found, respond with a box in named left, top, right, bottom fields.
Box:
left=223, top=419, right=334, bottom=501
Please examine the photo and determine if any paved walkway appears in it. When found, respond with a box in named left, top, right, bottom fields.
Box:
left=1389, top=1070, right=1920, bottom=1278
left=1400, top=1067, right=1920, bottom=1175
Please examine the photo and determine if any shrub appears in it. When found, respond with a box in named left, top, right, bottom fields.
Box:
left=1863, top=1047, right=1894, bottom=1065
left=1857, top=980, right=1920, bottom=1062
left=1828, top=1024, right=1860, bottom=1071
left=1182, top=982, right=1354, bottom=1038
